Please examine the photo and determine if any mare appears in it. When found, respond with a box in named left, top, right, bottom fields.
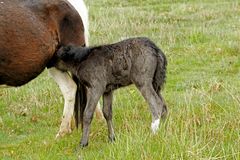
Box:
left=56, top=37, right=168, bottom=147
left=0, top=0, right=101, bottom=138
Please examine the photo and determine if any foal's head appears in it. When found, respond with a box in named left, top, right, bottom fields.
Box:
left=54, top=45, right=76, bottom=71
left=57, top=45, right=80, bottom=61
left=57, top=45, right=92, bottom=63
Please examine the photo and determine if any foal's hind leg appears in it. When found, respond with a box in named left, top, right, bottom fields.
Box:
left=135, top=82, right=164, bottom=134
left=80, top=86, right=103, bottom=147
left=103, top=91, right=115, bottom=142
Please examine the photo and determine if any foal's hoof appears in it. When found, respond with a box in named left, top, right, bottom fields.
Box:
left=75, top=143, right=88, bottom=152
left=151, top=119, right=160, bottom=134
left=161, top=105, right=168, bottom=120
left=108, top=135, right=116, bottom=143
left=80, top=141, right=88, bottom=148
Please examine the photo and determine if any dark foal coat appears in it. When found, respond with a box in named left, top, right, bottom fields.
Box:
left=0, top=0, right=86, bottom=86
left=56, top=37, right=167, bottom=147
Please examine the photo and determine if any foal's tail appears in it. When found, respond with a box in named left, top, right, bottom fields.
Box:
left=73, top=75, right=87, bottom=129
left=151, top=44, right=167, bottom=94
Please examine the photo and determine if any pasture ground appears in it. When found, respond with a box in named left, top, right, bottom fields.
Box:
left=0, top=0, right=240, bottom=159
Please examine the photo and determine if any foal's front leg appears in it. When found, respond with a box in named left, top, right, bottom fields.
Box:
left=103, top=91, right=115, bottom=142
left=48, top=68, right=103, bottom=138
left=80, top=87, right=103, bottom=147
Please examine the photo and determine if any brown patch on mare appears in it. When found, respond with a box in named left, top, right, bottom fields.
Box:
left=0, top=0, right=85, bottom=86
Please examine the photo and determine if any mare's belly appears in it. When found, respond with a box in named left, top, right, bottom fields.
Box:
left=0, top=2, right=56, bottom=86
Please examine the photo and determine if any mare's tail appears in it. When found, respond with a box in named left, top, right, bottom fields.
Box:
left=73, top=75, right=87, bottom=129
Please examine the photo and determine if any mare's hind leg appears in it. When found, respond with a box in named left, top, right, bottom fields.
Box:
left=80, top=86, right=103, bottom=147
left=135, top=82, right=164, bottom=134
left=103, top=91, right=115, bottom=142
left=48, top=67, right=76, bottom=138
left=48, top=67, right=103, bottom=138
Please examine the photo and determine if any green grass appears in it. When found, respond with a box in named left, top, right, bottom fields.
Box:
left=1, top=0, right=240, bottom=159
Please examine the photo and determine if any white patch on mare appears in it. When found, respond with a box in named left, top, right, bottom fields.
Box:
left=66, top=0, right=89, bottom=45
left=0, top=85, right=11, bottom=88
left=48, top=67, right=77, bottom=138
left=151, top=119, right=160, bottom=134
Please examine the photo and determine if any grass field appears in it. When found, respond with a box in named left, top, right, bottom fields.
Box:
left=0, top=0, right=240, bottom=159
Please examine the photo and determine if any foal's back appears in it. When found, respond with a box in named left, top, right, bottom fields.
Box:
left=77, top=37, right=160, bottom=90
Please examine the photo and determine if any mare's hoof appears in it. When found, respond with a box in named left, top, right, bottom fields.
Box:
left=55, top=124, right=73, bottom=139
left=55, top=130, right=71, bottom=139
left=95, top=108, right=104, bottom=120
left=55, top=132, right=65, bottom=139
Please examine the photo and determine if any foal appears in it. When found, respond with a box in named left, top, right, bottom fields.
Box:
left=56, top=37, right=167, bottom=147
